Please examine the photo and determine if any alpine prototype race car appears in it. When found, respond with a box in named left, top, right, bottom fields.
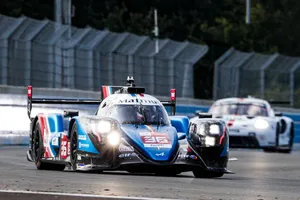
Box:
left=26, top=77, right=232, bottom=178
left=206, top=97, right=294, bottom=153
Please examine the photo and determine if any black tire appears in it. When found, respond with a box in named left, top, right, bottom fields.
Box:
left=69, top=123, right=78, bottom=171
left=32, top=121, right=65, bottom=171
left=263, top=124, right=280, bottom=153
left=193, top=169, right=224, bottom=178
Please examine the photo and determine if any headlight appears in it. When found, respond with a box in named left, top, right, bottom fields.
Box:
left=209, top=124, right=220, bottom=135
left=90, top=120, right=112, bottom=133
left=107, top=131, right=121, bottom=146
left=254, top=119, right=269, bottom=129
left=205, top=136, right=215, bottom=146
left=98, top=120, right=111, bottom=132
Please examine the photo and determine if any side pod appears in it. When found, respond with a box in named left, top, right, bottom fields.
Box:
left=170, top=116, right=189, bottom=139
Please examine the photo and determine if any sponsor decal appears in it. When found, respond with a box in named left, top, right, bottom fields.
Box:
left=189, top=155, right=197, bottom=160
left=119, top=153, right=136, bottom=158
left=60, top=135, right=69, bottom=160
left=79, top=142, right=89, bottom=148
left=77, top=163, right=85, bottom=167
left=139, top=132, right=171, bottom=148
left=119, top=145, right=134, bottom=152
left=178, top=153, right=197, bottom=160
left=229, top=129, right=240, bottom=133
left=118, top=98, right=159, bottom=104
left=155, top=152, right=165, bottom=156
left=51, top=137, right=59, bottom=146
left=78, top=135, right=87, bottom=141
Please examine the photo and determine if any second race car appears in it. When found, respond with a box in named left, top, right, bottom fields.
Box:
left=206, top=97, right=294, bottom=153
left=26, top=77, right=232, bottom=178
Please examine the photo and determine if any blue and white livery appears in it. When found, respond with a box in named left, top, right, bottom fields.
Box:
left=26, top=77, right=232, bottom=178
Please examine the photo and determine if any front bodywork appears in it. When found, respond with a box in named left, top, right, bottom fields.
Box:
left=221, top=115, right=278, bottom=148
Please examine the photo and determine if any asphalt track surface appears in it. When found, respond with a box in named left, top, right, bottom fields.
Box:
left=0, top=146, right=299, bottom=200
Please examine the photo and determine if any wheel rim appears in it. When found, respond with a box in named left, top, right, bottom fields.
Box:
left=33, top=129, right=41, bottom=161
left=71, top=131, right=78, bottom=163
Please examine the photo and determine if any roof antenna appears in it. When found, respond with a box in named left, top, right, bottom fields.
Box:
left=127, top=76, right=135, bottom=87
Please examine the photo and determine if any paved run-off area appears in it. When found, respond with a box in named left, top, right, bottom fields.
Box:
left=0, top=146, right=299, bottom=200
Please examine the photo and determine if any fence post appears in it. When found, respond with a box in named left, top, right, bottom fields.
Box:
left=234, top=52, right=255, bottom=97
left=169, top=42, right=188, bottom=90
left=127, top=37, right=148, bottom=80
left=213, top=47, right=235, bottom=100
left=290, top=60, right=300, bottom=107
left=182, top=63, right=194, bottom=98
left=260, top=53, right=278, bottom=99
left=149, top=39, right=169, bottom=95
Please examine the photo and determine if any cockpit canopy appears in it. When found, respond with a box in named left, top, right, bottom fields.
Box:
left=209, top=102, right=268, bottom=117
left=97, top=104, right=170, bottom=125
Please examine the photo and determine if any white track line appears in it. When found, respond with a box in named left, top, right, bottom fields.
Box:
left=229, top=157, right=238, bottom=161
left=0, top=189, right=176, bottom=200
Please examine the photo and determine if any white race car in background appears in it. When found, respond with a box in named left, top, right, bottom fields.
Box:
left=206, top=97, right=294, bottom=153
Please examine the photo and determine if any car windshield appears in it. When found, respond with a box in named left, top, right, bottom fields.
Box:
left=209, top=103, right=268, bottom=117
left=108, top=104, right=170, bottom=125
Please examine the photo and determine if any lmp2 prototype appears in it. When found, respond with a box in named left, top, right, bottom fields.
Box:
left=26, top=77, right=232, bottom=178
left=207, top=97, right=294, bottom=153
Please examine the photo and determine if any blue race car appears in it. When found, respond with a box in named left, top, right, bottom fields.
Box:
left=26, top=77, right=232, bottom=178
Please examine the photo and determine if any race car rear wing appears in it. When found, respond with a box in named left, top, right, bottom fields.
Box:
left=27, top=86, right=101, bottom=120
left=269, top=100, right=291, bottom=105
left=27, top=86, right=176, bottom=120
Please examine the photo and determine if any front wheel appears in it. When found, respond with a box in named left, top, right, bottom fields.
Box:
left=193, top=169, right=224, bottom=178
left=263, top=124, right=280, bottom=153
left=69, top=123, right=78, bottom=171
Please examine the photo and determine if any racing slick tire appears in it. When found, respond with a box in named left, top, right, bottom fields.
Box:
left=33, top=121, right=65, bottom=171
left=192, top=169, right=224, bottom=178
left=263, top=123, right=280, bottom=153
left=70, top=123, right=78, bottom=171
left=278, top=123, right=294, bottom=154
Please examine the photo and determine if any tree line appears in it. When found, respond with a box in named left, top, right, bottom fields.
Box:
left=1, top=0, right=299, bottom=99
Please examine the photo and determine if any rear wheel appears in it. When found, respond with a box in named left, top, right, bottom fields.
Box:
left=70, top=123, right=78, bottom=171
left=32, top=121, right=65, bottom=171
left=193, top=169, right=224, bottom=178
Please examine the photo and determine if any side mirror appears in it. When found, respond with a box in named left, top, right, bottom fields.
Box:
left=196, top=112, right=212, bottom=118
left=177, top=132, right=186, bottom=140
left=275, top=112, right=283, bottom=117
left=64, top=110, right=79, bottom=118
left=195, top=110, right=202, bottom=115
